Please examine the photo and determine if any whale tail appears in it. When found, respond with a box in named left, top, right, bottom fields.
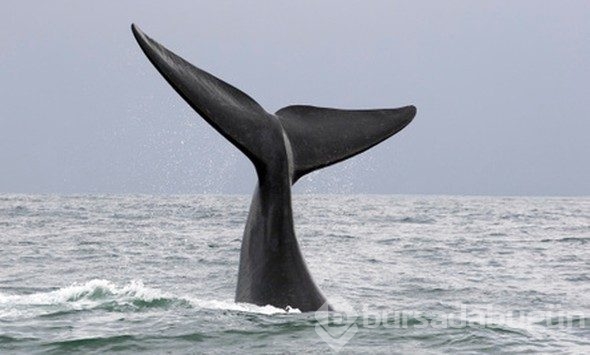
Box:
left=131, top=24, right=416, bottom=181
left=132, top=24, right=416, bottom=312
left=275, top=105, right=415, bottom=181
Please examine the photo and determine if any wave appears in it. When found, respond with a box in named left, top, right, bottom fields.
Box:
left=540, top=237, right=589, bottom=244
left=380, top=216, right=435, bottom=224
left=0, top=279, right=297, bottom=320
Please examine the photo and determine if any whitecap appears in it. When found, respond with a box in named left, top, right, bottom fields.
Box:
left=0, top=279, right=300, bottom=320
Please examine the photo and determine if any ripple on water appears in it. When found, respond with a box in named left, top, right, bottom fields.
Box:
left=0, top=194, right=588, bottom=353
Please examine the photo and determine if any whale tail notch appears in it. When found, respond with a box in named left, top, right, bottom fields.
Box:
left=132, top=24, right=416, bottom=182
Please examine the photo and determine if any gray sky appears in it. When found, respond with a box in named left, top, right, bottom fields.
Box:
left=1, top=1, right=588, bottom=195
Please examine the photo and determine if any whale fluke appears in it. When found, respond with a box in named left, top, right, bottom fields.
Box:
left=132, top=24, right=272, bottom=169
left=276, top=105, right=416, bottom=181
left=132, top=24, right=416, bottom=312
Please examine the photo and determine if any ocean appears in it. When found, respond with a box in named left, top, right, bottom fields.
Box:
left=0, top=194, right=588, bottom=353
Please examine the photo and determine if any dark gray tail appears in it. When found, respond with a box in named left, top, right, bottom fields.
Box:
left=276, top=105, right=415, bottom=181
left=132, top=24, right=416, bottom=181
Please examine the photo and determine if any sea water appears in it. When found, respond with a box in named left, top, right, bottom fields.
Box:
left=0, top=194, right=588, bottom=353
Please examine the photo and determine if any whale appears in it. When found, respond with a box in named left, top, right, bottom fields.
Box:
left=131, top=24, right=416, bottom=312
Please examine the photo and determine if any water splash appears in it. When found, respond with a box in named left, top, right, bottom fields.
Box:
left=0, top=279, right=297, bottom=320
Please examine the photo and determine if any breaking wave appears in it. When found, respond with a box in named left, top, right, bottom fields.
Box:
left=0, top=279, right=297, bottom=320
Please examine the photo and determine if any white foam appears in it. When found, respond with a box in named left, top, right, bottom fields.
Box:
left=189, top=298, right=300, bottom=315
left=0, top=279, right=169, bottom=306
left=0, top=279, right=300, bottom=319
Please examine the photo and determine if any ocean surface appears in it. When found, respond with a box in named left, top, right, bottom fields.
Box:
left=0, top=194, right=588, bottom=353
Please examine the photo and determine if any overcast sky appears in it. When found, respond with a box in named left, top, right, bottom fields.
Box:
left=1, top=1, right=588, bottom=195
